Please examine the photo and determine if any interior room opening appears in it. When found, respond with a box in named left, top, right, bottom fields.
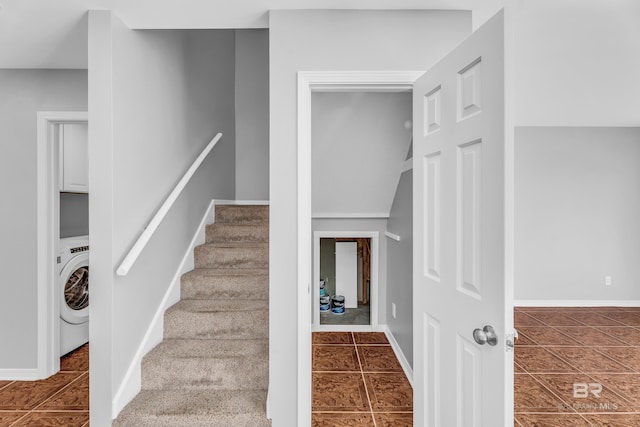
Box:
left=319, top=237, right=372, bottom=325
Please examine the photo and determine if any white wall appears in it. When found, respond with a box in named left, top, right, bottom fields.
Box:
left=386, top=170, right=413, bottom=366
left=269, top=10, right=471, bottom=426
left=235, top=29, right=269, bottom=200
left=471, top=0, right=640, bottom=127
left=515, top=0, right=640, bottom=126
left=0, top=69, right=87, bottom=371
left=515, top=127, right=640, bottom=302
left=311, top=92, right=412, bottom=216
left=89, top=12, right=236, bottom=425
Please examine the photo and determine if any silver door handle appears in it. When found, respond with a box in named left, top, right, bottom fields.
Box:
left=473, top=325, right=498, bottom=346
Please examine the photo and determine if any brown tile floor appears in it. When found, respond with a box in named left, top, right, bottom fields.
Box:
left=0, top=344, right=89, bottom=427
left=515, top=306, right=640, bottom=426
left=312, top=332, right=413, bottom=426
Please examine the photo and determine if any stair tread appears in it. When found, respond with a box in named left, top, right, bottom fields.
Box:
left=167, top=299, right=268, bottom=313
left=198, top=242, right=269, bottom=248
left=115, top=389, right=270, bottom=426
left=145, top=338, right=268, bottom=360
left=183, top=268, right=268, bottom=277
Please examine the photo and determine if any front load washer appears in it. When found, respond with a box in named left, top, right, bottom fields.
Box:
left=59, top=235, right=89, bottom=356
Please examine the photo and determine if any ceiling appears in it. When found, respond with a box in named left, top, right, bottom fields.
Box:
left=0, top=0, right=471, bottom=69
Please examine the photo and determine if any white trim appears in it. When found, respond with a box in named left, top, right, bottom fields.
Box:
left=313, top=231, right=380, bottom=329
left=111, top=200, right=216, bottom=418
left=297, top=71, right=313, bottom=427
left=312, top=212, right=389, bottom=219
left=514, top=300, right=640, bottom=307
left=385, top=231, right=401, bottom=242
left=214, top=199, right=270, bottom=205
left=313, top=324, right=380, bottom=333
left=298, top=71, right=424, bottom=427
left=116, top=133, right=223, bottom=276
left=381, top=325, right=414, bottom=387
left=401, top=158, right=413, bottom=173
left=0, top=369, right=42, bottom=381
left=35, top=111, right=87, bottom=381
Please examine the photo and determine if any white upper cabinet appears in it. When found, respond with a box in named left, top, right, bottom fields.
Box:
left=59, top=123, right=88, bottom=193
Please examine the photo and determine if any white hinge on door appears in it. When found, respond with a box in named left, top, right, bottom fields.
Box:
left=505, top=329, right=519, bottom=352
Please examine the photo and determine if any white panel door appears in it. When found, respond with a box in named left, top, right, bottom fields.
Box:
left=335, top=242, right=358, bottom=308
left=413, top=11, right=513, bottom=426
left=60, top=123, right=89, bottom=193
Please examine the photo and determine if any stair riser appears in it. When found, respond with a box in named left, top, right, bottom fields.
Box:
left=181, top=276, right=269, bottom=300
left=206, top=224, right=269, bottom=243
left=114, top=414, right=272, bottom=427
left=142, top=358, right=268, bottom=390
left=215, top=206, right=269, bottom=225
left=194, top=246, right=268, bottom=269
left=164, top=311, right=268, bottom=340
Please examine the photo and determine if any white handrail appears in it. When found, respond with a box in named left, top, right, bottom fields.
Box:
left=116, top=132, right=223, bottom=276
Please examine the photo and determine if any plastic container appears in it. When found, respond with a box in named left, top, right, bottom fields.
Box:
left=331, top=295, right=345, bottom=315
left=319, top=296, right=331, bottom=312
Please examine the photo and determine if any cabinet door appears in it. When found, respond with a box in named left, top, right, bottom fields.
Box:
left=60, top=123, right=89, bottom=193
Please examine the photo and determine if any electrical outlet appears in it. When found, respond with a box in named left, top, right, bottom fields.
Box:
left=392, top=303, right=397, bottom=319
left=605, top=276, right=612, bottom=286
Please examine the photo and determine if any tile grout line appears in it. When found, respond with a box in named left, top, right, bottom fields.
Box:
left=516, top=307, right=640, bottom=420
left=352, top=332, right=377, bottom=427
left=31, top=371, right=88, bottom=413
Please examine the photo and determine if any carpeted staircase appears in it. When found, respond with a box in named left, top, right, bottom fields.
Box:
left=114, top=205, right=270, bottom=427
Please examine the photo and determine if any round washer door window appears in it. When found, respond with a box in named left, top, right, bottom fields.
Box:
left=65, top=266, right=89, bottom=311
left=60, top=254, right=89, bottom=324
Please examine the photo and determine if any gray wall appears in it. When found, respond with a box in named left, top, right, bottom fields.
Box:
left=319, top=239, right=336, bottom=297
left=89, top=13, right=236, bottom=424
left=0, top=69, right=87, bottom=370
left=311, top=92, right=412, bottom=216
left=269, top=11, right=471, bottom=424
left=235, top=29, right=269, bottom=200
left=60, top=193, right=89, bottom=238
left=515, top=127, right=640, bottom=301
left=386, top=170, right=413, bottom=367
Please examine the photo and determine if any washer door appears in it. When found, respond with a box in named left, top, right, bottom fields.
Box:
left=60, top=254, right=89, bottom=324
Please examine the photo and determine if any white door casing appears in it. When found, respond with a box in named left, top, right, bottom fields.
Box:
left=36, top=112, right=88, bottom=380
left=413, top=10, right=514, bottom=427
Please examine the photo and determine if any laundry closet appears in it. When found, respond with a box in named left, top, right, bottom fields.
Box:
left=58, top=122, right=90, bottom=357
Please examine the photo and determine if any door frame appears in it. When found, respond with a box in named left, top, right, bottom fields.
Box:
left=36, top=111, right=88, bottom=379
left=313, top=231, right=380, bottom=331
left=297, top=71, right=423, bottom=426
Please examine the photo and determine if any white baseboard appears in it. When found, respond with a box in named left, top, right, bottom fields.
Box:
left=111, top=200, right=216, bottom=419
left=312, top=324, right=379, bottom=333
left=214, top=199, right=269, bottom=205
left=381, top=325, right=413, bottom=387
left=514, top=299, right=640, bottom=307
left=0, top=368, right=41, bottom=381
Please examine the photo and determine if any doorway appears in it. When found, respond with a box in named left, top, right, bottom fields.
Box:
left=36, top=111, right=88, bottom=378
left=297, top=71, right=422, bottom=425
left=313, top=232, right=379, bottom=330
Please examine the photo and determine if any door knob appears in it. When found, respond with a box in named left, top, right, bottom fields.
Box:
left=473, top=325, right=498, bottom=346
